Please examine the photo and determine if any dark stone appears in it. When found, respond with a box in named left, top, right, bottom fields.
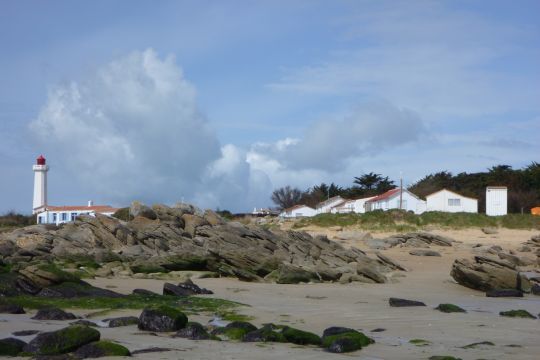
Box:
left=31, top=308, right=77, bottom=320
left=163, top=282, right=193, bottom=296
left=131, top=347, right=172, bottom=355
left=24, top=325, right=100, bottom=355
left=327, top=337, right=361, bottom=353
left=531, top=283, right=540, bottom=295
left=175, top=322, right=211, bottom=340
left=107, top=316, right=139, bottom=327
left=12, top=330, right=40, bottom=336
left=138, top=306, right=188, bottom=332
left=322, top=327, right=357, bottom=338
left=212, top=321, right=258, bottom=340
left=389, top=297, right=426, bottom=307
left=371, top=328, right=386, bottom=332
left=15, top=277, right=42, bottom=295
left=486, top=289, right=524, bottom=298
left=0, top=337, right=27, bottom=356
left=176, top=279, right=213, bottom=295
left=281, top=326, right=321, bottom=345
left=36, top=282, right=123, bottom=299
left=0, top=303, right=25, bottom=314
left=435, top=304, right=467, bottom=313
left=73, top=340, right=130, bottom=358
left=243, top=324, right=286, bottom=343
left=409, top=249, right=441, bottom=257
left=132, top=288, right=158, bottom=296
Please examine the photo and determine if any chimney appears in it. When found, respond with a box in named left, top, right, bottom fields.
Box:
left=88, top=200, right=93, bottom=207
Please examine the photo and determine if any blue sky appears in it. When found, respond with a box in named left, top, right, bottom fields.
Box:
left=1, top=0, right=539, bottom=213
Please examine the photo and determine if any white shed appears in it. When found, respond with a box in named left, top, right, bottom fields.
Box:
left=486, top=186, right=507, bottom=216
left=426, top=189, right=478, bottom=213
left=280, top=204, right=316, bottom=218
left=330, top=199, right=355, bottom=214
left=353, top=196, right=375, bottom=214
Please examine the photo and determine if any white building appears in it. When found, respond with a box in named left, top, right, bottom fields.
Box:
left=486, top=186, right=508, bottom=216
left=280, top=204, right=316, bottom=218
left=32, top=155, right=120, bottom=225
left=365, top=188, right=426, bottom=214
left=330, top=199, right=356, bottom=214
left=353, top=196, right=376, bottom=214
left=426, top=189, right=478, bottom=213
left=316, top=196, right=345, bottom=214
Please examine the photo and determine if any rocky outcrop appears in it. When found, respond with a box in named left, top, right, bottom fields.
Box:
left=366, top=232, right=454, bottom=250
left=450, top=255, right=531, bottom=292
left=24, top=325, right=100, bottom=355
left=0, top=202, right=396, bottom=284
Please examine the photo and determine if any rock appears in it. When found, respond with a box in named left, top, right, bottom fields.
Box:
left=0, top=337, right=27, bottom=356
left=499, top=310, right=536, bottom=319
left=74, top=340, right=130, bottom=358
left=481, top=227, right=498, bottom=234
left=409, top=249, right=441, bottom=257
left=213, top=321, right=258, bottom=340
left=163, top=279, right=213, bottom=296
left=321, top=327, right=373, bottom=353
left=375, top=252, right=407, bottom=271
left=450, top=256, right=531, bottom=292
left=182, top=214, right=210, bottom=237
left=138, top=306, right=188, bottom=332
left=378, top=232, right=454, bottom=248
left=132, top=288, right=158, bottom=296
left=435, top=304, right=466, bottom=313
left=404, top=238, right=430, bottom=248
left=517, top=245, right=531, bottom=252
left=486, top=289, right=524, bottom=297
left=12, top=330, right=40, bottom=336
left=274, top=264, right=320, bottom=284
left=498, top=252, right=535, bottom=267
left=0, top=303, right=25, bottom=314
left=70, top=320, right=98, bottom=327
left=531, top=283, right=540, bottom=295
left=130, top=201, right=157, bottom=220
left=31, top=308, right=77, bottom=321
left=334, top=231, right=372, bottom=242
left=243, top=324, right=286, bottom=343
left=24, top=325, right=100, bottom=355
left=281, top=326, right=321, bottom=345
left=131, top=347, right=172, bottom=355
left=18, top=264, right=78, bottom=288
left=371, top=328, right=386, bottom=332
left=429, top=356, right=462, bottom=360
left=106, top=316, right=139, bottom=327
left=175, top=322, right=212, bottom=340
left=203, top=210, right=225, bottom=226
left=388, top=297, right=426, bottom=307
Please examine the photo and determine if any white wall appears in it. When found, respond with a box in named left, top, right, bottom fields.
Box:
left=426, top=190, right=478, bottom=213
left=37, top=210, right=96, bottom=225
left=353, top=197, right=374, bottom=214
left=316, top=197, right=344, bottom=214
left=486, top=187, right=507, bottom=216
left=281, top=206, right=316, bottom=218
left=367, top=191, right=426, bottom=214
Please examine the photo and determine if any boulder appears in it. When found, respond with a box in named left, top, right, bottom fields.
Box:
left=481, top=227, right=498, bottom=235
left=182, top=214, right=210, bottom=237
left=175, top=322, right=212, bottom=340
left=106, top=316, right=139, bottom=328
left=24, top=325, right=100, bottom=355
left=450, top=256, right=531, bottom=292
left=163, top=279, right=213, bottom=296
left=409, top=249, right=441, bottom=257
left=435, top=304, right=466, bottom=313
left=130, top=201, right=157, bottom=220
left=388, top=297, right=426, bottom=307
left=486, top=289, right=524, bottom=297
left=132, top=288, right=158, bottom=296
left=273, top=264, right=320, bottom=284
left=0, top=337, right=26, bottom=356
left=281, top=326, right=321, bottom=345
left=375, top=252, right=407, bottom=271
left=499, top=310, right=536, bottom=319
left=74, top=340, right=130, bottom=358
left=31, top=308, right=77, bottom=321
left=0, top=303, right=25, bottom=314
left=138, top=306, right=188, bottom=332
left=243, top=324, right=286, bottom=343
left=322, top=327, right=373, bottom=353
left=531, top=283, right=540, bottom=295
left=498, top=252, right=535, bottom=267
left=212, top=321, right=258, bottom=340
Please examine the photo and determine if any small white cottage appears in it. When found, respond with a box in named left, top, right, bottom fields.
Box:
left=365, top=188, right=426, bottom=214
left=353, top=196, right=376, bottom=214
left=330, top=199, right=356, bottom=214
left=316, top=196, right=345, bottom=214
left=36, top=202, right=120, bottom=225
left=280, top=204, right=316, bottom=218
left=426, top=189, right=478, bottom=213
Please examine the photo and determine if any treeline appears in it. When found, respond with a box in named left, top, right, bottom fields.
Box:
left=271, top=162, right=540, bottom=213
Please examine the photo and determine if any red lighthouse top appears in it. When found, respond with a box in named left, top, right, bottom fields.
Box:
left=36, top=155, right=46, bottom=165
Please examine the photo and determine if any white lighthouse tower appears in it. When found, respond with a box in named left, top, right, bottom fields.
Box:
left=33, top=155, right=49, bottom=214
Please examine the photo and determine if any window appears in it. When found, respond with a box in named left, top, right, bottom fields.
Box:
left=52, top=213, right=57, bottom=223
left=38, top=216, right=43, bottom=224
left=448, top=198, right=461, bottom=206
left=71, top=212, right=77, bottom=221
left=61, top=213, right=67, bottom=221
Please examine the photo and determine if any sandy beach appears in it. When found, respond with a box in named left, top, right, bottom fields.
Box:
left=1, top=227, right=538, bottom=359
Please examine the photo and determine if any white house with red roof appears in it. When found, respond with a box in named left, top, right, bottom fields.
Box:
left=32, top=155, right=120, bottom=225
left=426, top=189, right=478, bottom=213
left=365, top=188, right=426, bottom=214
left=279, top=204, right=316, bottom=218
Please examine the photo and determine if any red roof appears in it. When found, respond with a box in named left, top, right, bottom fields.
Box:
left=366, top=188, right=401, bottom=202
left=45, top=205, right=120, bottom=213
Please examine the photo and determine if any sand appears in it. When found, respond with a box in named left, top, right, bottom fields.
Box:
left=1, top=228, right=539, bottom=359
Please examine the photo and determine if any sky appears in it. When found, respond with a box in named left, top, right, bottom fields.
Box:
left=1, top=0, right=539, bottom=214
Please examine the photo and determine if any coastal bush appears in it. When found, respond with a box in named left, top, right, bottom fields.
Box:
left=435, top=303, right=467, bottom=313
left=111, top=207, right=134, bottom=221
left=281, top=326, right=321, bottom=345
left=499, top=309, right=537, bottom=319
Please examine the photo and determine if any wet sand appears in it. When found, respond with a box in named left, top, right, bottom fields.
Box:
left=2, top=228, right=539, bottom=359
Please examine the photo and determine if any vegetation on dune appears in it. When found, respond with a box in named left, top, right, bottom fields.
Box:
left=0, top=211, right=36, bottom=232
left=293, top=209, right=540, bottom=230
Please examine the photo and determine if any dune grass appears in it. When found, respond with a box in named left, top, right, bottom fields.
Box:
left=292, top=210, right=540, bottom=231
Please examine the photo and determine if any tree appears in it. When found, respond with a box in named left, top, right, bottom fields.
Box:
left=353, top=173, right=396, bottom=196
left=271, top=186, right=303, bottom=210
left=353, top=172, right=380, bottom=191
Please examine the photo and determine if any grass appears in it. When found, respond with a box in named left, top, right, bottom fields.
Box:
left=2, top=293, right=245, bottom=317
left=292, top=210, right=540, bottom=231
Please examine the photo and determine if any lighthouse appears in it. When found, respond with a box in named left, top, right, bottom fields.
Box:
left=33, top=155, right=49, bottom=214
